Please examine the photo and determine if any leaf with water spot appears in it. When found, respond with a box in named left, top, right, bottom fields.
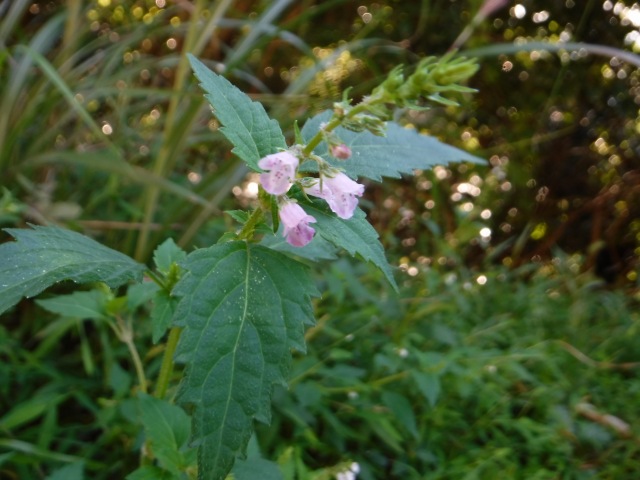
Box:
left=172, top=241, right=317, bottom=480
left=0, top=225, right=145, bottom=315
left=300, top=110, right=485, bottom=181
left=189, top=55, right=287, bottom=171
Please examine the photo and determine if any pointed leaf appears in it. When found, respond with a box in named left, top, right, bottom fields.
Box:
left=153, top=238, right=187, bottom=275
left=188, top=55, right=287, bottom=171
left=127, top=281, right=160, bottom=311
left=137, top=393, right=193, bottom=475
left=172, top=241, right=317, bottom=480
left=300, top=201, right=397, bottom=290
left=36, top=290, right=108, bottom=319
left=151, top=290, right=178, bottom=343
left=0, top=225, right=145, bottom=316
left=259, top=229, right=338, bottom=262
left=301, top=110, right=485, bottom=181
left=411, top=370, right=441, bottom=407
left=381, top=391, right=419, bottom=439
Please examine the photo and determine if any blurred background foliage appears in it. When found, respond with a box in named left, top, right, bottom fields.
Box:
left=1, top=0, right=640, bottom=478
left=1, top=0, right=638, bottom=283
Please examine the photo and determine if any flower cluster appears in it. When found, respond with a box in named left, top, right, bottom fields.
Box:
left=258, top=148, right=364, bottom=247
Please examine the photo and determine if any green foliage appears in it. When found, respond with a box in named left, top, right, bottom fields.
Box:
left=172, top=241, right=318, bottom=480
left=132, top=394, right=195, bottom=477
left=188, top=55, right=288, bottom=172
left=45, top=462, right=85, bottom=480
left=301, top=110, right=484, bottom=181
left=1, top=2, right=639, bottom=480
left=258, top=260, right=640, bottom=479
left=151, top=239, right=186, bottom=343
left=301, top=201, right=397, bottom=290
left=0, top=225, right=145, bottom=315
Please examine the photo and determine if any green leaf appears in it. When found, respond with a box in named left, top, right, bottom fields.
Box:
left=153, top=238, right=187, bottom=275
left=411, top=370, right=441, bottom=407
left=259, top=229, right=338, bottom=262
left=381, top=391, right=419, bottom=439
left=36, top=290, right=108, bottom=320
left=108, top=362, right=132, bottom=398
left=225, top=210, right=251, bottom=225
left=127, top=281, right=160, bottom=311
left=172, top=241, right=317, bottom=480
left=231, top=458, right=283, bottom=480
left=230, top=435, right=283, bottom=480
left=126, top=466, right=177, bottom=480
left=0, top=392, right=67, bottom=431
left=188, top=55, right=287, bottom=171
left=0, top=225, right=145, bottom=316
left=300, top=201, right=398, bottom=290
left=45, top=462, right=84, bottom=480
left=151, top=290, right=178, bottom=343
left=301, top=111, right=485, bottom=181
left=137, top=393, right=194, bottom=475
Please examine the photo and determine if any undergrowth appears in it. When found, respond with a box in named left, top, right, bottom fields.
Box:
left=2, top=257, right=639, bottom=479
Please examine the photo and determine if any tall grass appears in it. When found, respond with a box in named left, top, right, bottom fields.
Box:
left=0, top=0, right=371, bottom=261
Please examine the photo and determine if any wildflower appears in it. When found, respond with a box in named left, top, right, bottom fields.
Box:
left=258, top=151, right=299, bottom=195
left=279, top=202, right=316, bottom=247
left=305, top=172, right=364, bottom=219
left=330, top=143, right=352, bottom=160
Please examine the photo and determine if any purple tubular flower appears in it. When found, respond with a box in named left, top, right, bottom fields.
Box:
left=258, top=151, right=299, bottom=195
left=305, top=172, right=365, bottom=219
left=279, top=202, right=317, bottom=247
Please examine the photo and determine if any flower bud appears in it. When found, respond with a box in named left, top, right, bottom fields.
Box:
left=330, top=143, right=352, bottom=160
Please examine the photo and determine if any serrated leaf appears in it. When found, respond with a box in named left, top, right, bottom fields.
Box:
left=137, top=393, right=194, bottom=475
left=188, top=55, right=287, bottom=171
left=225, top=210, right=250, bottom=225
left=153, top=238, right=187, bottom=275
left=151, top=290, right=178, bottom=343
left=0, top=225, right=145, bottom=316
left=300, top=201, right=398, bottom=290
left=36, top=290, right=108, bottom=319
left=172, top=241, right=317, bottom=480
left=301, top=110, right=485, bottom=181
left=259, top=229, right=338, bottom=262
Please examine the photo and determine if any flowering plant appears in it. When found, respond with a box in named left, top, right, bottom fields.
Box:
left=0, top=53, right=481, bottom=479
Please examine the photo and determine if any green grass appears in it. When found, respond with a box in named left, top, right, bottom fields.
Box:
left=0, top=246, right=638, bottom=478
left=257, top=259, right=640, bottom=479
left=2, top=2, right=639, bottom=478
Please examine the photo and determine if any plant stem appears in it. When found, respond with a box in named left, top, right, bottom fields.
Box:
left=301, top=101, right=375, bottom=157
left=145, top=269, right=167, bottom=290
left=116, top=316, right=148, bottom=394
left=154, top=326, right=183, bottom=399
left=237, top=207, right=264, bottom=241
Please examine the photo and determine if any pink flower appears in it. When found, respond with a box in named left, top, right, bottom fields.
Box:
left=258, top=151, right=299, bottom=195
left=279, top=202, right=316, bottom=247
left=305, top=172, right=364, bottom=219
left=331, top=143, right=352, bottom=160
